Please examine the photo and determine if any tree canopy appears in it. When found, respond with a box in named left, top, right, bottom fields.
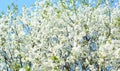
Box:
left=0, top=0, right=120, bottom=71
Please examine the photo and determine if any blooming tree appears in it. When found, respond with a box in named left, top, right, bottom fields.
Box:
left=0, top=0, right=120, bottom=71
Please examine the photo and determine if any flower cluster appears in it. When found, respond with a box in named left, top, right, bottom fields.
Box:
left=0, top=0, right=120, bottom=71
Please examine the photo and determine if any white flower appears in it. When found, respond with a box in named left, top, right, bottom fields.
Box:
left=19, top=68, right=26, bottom=71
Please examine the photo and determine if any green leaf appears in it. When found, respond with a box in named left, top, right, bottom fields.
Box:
left=51, top=55, right=58, bottom=60
left=46, top=1, right=50, bottom=7
left=15, top=63, right=21, bottom=70
left=61, top=2, right=66, bottom=8
left=8, top=5, right=10, bottom=10
left=54, top=66, right=58, bottom=70
left=24, top=66, right=30, bottom=71
left=0, top=15, right=2, bottom=18
left=119, top=50, right=120, bottom=55
left=43, top=10, right=47, bottom=15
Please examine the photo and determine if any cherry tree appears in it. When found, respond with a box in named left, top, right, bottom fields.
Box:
left=0, top=0, right=120, bottom=71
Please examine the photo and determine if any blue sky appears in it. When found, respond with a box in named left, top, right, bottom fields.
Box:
left=0, top=0, right=36, bottom=13
left=0, top=0, right=119, bottom=13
